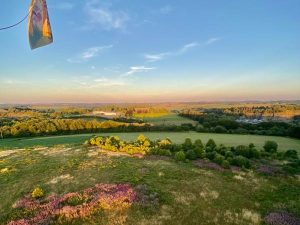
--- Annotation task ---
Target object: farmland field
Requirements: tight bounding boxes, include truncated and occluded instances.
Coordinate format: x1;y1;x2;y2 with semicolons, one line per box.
141;114;197;125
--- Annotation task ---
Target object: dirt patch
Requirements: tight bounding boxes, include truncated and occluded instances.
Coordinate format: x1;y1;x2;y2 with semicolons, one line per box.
0;149;24;158
48;174;73;184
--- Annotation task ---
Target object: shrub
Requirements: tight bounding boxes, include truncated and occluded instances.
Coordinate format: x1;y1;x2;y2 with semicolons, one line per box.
182;138;193;151
194;147;205;158
225;151;234;159
67;195;86;206
206;139;217;149
284;149;298;159
194;139;204;149
221;160;230;169
32;187;44;199
206;151;216;160
171;144;182;153
158;149;172;156
213;153;225;165
214;125;227;133
231;156;251;168
196;124;206;132
249;143;255;148
263;141;278;153
186;149;197;160
175;151;186;162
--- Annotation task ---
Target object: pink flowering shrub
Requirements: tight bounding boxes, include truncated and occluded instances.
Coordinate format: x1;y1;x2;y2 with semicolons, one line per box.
8;184;136;225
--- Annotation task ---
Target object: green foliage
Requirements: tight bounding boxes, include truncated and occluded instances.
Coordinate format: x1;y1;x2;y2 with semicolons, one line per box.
231;156;251;168
158;149;172;156
284;150;298;159
182;138;193;151
175;151;186;161
31;187;44;199
185;149;197;160
66;195;86;206
206;139;217;149
206;151;216;160
194;139;204;149
221;160;230;169
213;153;225;165
214;125;227;133
263;141;278;153
194;147;205;158
89;135;151;155
282;159;300;175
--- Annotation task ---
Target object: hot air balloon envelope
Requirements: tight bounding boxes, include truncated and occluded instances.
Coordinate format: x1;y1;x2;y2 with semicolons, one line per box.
28;0;53;49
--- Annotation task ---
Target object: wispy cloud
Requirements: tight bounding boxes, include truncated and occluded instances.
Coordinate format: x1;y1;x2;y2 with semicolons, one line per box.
84;0;129;31
121;66;156;77
73;76;126;88
145;38;220;62
158;5;173;14
205;37;221;45
145;42;199;62
52;2;75;10
68;45;113;63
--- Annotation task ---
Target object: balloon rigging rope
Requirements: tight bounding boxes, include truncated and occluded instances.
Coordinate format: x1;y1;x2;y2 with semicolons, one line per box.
0;10;31;31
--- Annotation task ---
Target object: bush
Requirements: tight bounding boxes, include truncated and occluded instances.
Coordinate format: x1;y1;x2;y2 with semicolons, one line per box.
32;187;44;199
182;138;193;151
175;151;186;162
221;160;230;169
214;125;227;133
284;150;298;159
213;153;225;165
194;147;205;158
171;144;182;153
206;139;217;149
235;145;249;157
194;139;204;149
231;156;251;168
263;141;278;153
225;151;234;158
206;151;216;160
158;149;172;156
186;149;197;160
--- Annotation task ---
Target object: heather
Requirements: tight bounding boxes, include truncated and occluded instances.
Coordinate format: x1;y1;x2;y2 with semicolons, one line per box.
0;137;299;224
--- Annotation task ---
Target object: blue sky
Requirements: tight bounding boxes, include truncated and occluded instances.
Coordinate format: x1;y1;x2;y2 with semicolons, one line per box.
0;0;299;103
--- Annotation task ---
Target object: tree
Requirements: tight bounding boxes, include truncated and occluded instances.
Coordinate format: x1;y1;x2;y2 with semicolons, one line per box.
182;138;193;151
263;141;278;153
206;139;217;149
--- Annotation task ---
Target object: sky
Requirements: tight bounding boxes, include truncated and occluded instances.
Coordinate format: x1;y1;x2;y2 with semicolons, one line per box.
0;0;299;104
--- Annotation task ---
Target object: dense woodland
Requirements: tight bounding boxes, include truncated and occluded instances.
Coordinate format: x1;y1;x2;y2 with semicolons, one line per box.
180;111;300;139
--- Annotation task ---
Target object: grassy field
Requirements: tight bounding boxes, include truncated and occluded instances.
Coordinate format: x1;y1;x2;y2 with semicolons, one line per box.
0;145;299;225
1;132;300;152
140;114;197;126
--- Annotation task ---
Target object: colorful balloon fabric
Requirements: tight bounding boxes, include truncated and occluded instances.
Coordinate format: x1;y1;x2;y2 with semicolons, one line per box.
28;0;53;49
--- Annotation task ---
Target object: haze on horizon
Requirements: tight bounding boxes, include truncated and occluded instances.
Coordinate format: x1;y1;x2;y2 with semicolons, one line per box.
0;0;299;104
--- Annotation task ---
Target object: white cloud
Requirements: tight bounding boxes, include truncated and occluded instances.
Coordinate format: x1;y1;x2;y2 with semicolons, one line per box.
68;45;113;63
145;42;199;62
145;38;220;62
205;37;221;45
73;75;127;88
84;0;129;31
121;66;156;77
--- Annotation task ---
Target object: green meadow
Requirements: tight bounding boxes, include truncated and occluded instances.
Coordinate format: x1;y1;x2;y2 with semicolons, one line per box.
1;144;299;225
1;132;300;152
